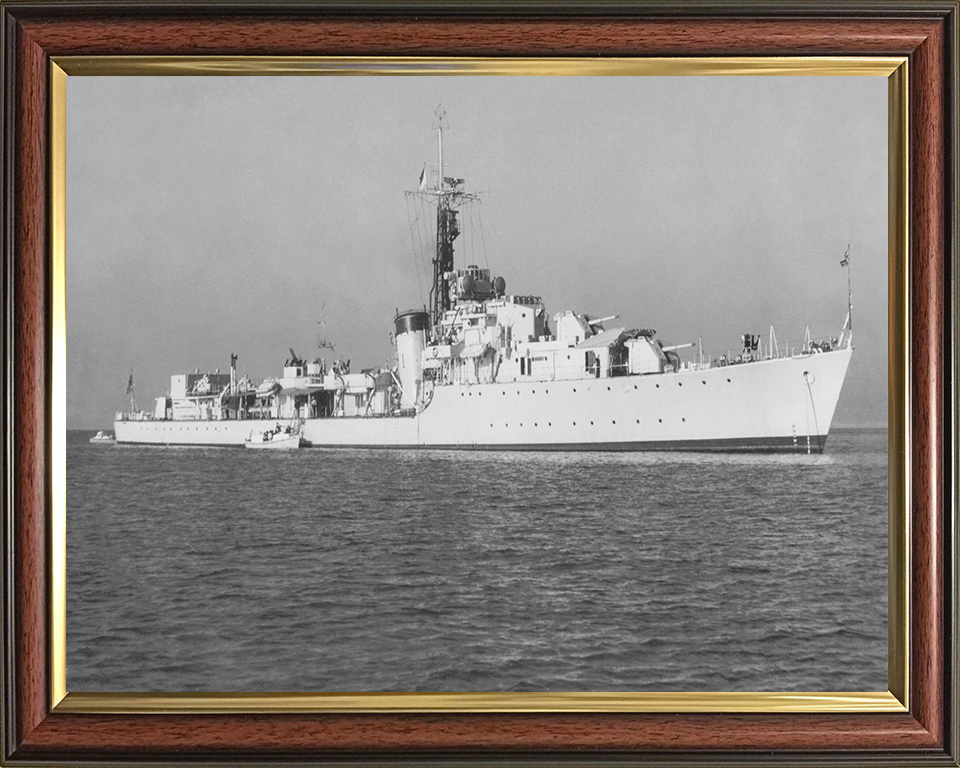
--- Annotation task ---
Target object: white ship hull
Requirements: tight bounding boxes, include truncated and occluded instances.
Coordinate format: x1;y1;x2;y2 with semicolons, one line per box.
114;347;851;452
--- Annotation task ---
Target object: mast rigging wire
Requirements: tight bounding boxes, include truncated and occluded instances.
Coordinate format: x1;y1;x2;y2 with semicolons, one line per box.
477;203;520;286
404;194;426;307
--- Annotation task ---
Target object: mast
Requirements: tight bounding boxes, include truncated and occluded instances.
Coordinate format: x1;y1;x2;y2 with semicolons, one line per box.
845;244;853;332
406;112;477;327
126;369;136;414
840;243;853;346
432;120;461;324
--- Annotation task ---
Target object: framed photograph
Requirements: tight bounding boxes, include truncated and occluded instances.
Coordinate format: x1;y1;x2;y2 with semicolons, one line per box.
2;2;957;766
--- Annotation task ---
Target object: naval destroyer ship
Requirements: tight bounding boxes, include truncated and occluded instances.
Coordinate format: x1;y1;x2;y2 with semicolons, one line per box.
114;125;853;453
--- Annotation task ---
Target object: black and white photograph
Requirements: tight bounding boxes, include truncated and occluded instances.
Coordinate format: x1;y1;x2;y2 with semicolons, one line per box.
66;74;888;693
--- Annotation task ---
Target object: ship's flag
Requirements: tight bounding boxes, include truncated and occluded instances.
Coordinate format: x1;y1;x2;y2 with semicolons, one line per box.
418;165;427;190
126;372;134;394
840;244;851;267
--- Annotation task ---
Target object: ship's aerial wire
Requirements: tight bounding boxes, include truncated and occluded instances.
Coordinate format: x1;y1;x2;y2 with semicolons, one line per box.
459;199;468;269
404;194;425;306
416;197;432;305
417;194;437;304
418;196;434;275
467;202;475;270
477;203;489;271
404;194;423;304
463;202;470;269
477;203;508;282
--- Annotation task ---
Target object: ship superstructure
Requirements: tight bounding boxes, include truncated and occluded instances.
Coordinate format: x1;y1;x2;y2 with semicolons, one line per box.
114;123;853;452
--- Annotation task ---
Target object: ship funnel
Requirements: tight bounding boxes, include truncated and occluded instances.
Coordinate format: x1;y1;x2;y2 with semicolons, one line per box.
394;310;430;409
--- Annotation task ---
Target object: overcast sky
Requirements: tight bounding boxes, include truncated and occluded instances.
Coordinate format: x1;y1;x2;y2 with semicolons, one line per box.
66;75;887;429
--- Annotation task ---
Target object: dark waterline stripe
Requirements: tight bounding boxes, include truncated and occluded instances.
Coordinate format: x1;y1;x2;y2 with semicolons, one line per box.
113;435;828;453
305;435;830;453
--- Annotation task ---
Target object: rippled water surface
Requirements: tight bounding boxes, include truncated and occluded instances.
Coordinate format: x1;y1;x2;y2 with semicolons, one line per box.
66;428;887;692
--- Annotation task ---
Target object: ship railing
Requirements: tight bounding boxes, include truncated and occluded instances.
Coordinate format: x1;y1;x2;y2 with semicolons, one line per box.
187;385;232;398
776;336;845;357
117;410;155;421
673;336;848;370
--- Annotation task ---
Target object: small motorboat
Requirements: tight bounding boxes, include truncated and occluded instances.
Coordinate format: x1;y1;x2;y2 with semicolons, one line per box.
88;430;116;445
244;424;303;450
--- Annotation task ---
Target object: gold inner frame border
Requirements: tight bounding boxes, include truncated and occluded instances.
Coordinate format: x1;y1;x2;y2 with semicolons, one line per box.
49;55;910;715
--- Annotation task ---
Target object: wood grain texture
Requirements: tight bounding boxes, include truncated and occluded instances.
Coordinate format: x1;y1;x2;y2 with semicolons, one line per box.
15;16;941;56
12;16;48;748
3;4;956;764
15;712;942;755
909;16;946;747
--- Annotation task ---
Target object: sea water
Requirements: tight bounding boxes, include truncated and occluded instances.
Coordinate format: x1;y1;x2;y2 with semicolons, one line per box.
66;428;887;692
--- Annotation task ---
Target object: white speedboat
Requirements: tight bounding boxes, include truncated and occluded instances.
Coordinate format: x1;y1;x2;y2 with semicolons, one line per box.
88;430;116;445
244;425;303;450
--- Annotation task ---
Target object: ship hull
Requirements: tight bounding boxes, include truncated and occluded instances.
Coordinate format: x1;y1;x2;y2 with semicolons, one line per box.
115;347;851;453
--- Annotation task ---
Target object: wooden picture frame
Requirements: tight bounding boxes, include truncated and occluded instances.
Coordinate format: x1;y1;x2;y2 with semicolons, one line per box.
2;2;957;765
